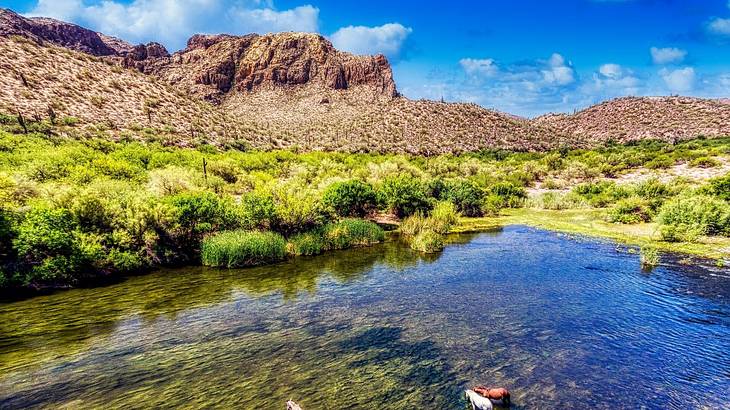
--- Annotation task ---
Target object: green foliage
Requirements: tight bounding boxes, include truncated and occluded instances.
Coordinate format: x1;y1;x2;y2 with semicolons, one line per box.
526;192;588;210
378;175;431;218
238;192;276;230
271;188;326;236
322;180;377;217
12;207;79;283
690;156;719;168
400;213;427;236
489;182;527;208
428;202;459;234
410;230;444;253
444;180;484;217
658;195;730;239
167;191;236;243
640;246;660;268
608;197;653;224
201;230;286;268
645;155;675;169
702;174;730;201
322;219;385;250
287;231;325;256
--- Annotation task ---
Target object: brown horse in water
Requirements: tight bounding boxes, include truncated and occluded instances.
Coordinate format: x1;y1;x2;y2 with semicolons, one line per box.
473;386;511;406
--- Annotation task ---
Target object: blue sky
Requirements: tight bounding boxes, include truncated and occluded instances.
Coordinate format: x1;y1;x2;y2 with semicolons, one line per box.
5;0;730;116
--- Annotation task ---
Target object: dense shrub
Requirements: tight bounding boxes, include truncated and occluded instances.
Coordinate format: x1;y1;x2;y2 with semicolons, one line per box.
445;180;484;217
271;188;326;236
0;207;13;258
238;192;276;230
658;195;730;239
607;197;653;224
12;207;80;283
201;230;286;268
489;182;527;208
167;191;236;243
322;180;377;217
702;174;730;201
378;175;431;218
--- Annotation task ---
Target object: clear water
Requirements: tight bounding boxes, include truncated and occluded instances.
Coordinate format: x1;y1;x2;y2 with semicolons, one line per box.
1;226;729;409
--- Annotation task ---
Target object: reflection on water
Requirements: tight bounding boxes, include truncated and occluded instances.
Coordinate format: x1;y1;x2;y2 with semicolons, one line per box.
1;227;729;409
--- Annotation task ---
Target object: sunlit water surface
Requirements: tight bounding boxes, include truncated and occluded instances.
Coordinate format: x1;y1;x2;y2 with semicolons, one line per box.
1;226;729;409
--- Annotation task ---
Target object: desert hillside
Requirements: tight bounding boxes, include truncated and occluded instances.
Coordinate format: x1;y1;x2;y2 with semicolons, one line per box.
0;7;728;153
535;96;730;143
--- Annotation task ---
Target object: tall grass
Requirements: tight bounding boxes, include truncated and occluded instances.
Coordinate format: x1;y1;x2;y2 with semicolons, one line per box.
201;230;286;268
322;219;385;250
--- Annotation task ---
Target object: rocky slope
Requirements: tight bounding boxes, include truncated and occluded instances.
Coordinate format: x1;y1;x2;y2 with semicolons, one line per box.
0;8;132;55
534;96;730;143
0;7;727;153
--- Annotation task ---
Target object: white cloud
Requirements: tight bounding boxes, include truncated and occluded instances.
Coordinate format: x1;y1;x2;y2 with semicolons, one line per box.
541;53;575;85
329;23;412;60
598;63;623;79
650;47;687;64
660;67;695;92
708;17;730;36
459;58;499;77
228;5;319;34
27;0;320;51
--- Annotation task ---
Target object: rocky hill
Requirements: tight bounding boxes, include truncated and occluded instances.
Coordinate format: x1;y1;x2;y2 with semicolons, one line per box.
534;96;730;144
0;7;727;153
0;8;132;55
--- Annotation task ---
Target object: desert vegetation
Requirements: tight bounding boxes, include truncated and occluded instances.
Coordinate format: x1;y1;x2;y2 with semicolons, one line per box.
2;115;730;289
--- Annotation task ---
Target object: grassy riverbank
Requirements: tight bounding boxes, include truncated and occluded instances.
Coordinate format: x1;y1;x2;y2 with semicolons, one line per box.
456;209;730;261
2;115;730;289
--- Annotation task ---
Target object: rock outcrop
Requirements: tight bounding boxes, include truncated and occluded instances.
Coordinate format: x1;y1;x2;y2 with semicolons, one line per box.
0;8;132;55
125;32;398;102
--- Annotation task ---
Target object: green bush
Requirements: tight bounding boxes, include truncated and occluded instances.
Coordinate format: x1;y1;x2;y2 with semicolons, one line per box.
12;207;79;283
0;207;13;258
238;192;276;230
410;230;444;253
167;191;236;243
690;156;719;168
378;175;431;218
445;180;485;217
702;174;730;201
489;182;527;208
287;231;325;256
658;195;730;238
271;188;326;236
645;155;674;169
322;219;385;250
201;230;286;268
322;180;377;217
608;197;653;224
659;223;704;243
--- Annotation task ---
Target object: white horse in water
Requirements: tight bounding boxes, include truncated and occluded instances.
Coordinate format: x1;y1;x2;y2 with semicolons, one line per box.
465;389;494;410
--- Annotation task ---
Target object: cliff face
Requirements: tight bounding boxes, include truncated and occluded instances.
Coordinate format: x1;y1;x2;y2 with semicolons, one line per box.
0;8;132;55
124;32;398;102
